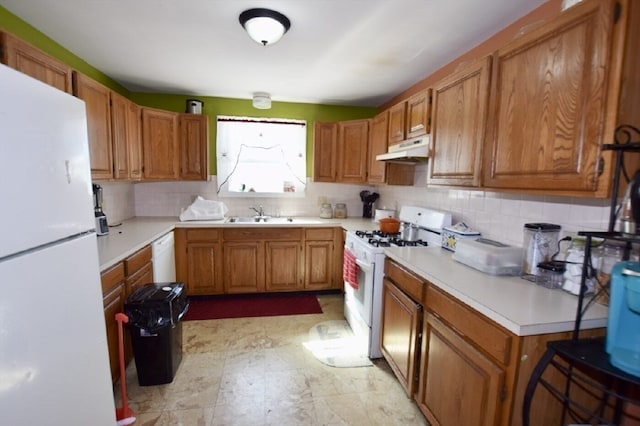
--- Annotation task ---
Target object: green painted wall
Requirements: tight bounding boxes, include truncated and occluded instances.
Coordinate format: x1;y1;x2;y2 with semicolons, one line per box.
0;5;376;177
131;93;375;175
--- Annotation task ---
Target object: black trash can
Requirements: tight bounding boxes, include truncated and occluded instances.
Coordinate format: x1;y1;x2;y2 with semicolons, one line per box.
124;282;188;386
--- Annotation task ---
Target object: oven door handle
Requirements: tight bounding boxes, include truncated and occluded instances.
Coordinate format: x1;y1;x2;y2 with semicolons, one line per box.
355;258;373;272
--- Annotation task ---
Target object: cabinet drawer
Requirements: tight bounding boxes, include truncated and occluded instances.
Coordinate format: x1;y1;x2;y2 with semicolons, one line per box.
224;228;303;241
425;285;512;365
185;229;220;241
101;262;125;293
384;259;424;303
124;245;151;276
305;227;335;240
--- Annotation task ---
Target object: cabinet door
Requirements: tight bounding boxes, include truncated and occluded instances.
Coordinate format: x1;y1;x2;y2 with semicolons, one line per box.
266;241;303;291
1;33;73;93
313;121;338;182
380;278;422;397
337;119;369;183
73;73;113;180
304;240;334;290
126;262;153;296
127;101;143;180
179;114;209;180
429;56;491;187
417;313;504;426
110;91;131;180
368;111;389;184
186;242;224;295
388;102;406;144
484;0;615;193
223;241;264;293
142;108;179;180
102;284;125;383
406;90;431;139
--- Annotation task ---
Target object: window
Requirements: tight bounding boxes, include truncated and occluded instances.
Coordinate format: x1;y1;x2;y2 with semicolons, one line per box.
216;116;307;197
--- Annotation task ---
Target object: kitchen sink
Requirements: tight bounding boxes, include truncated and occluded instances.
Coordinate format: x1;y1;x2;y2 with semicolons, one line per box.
225;216;295;224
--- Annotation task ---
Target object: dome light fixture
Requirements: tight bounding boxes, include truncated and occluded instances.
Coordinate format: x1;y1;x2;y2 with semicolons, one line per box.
252;92;272;109
239;8;291;46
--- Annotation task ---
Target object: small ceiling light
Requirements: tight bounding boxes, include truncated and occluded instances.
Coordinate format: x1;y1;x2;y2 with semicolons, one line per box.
252;92;272;109
239;8;291;46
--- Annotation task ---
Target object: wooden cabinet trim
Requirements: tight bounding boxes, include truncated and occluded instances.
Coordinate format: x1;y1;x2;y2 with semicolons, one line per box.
425;285;512;365
385;259;425;303
223;227;303;241
100;262;125;293
304;227;336;240
185;228;220;241
124;245;152;276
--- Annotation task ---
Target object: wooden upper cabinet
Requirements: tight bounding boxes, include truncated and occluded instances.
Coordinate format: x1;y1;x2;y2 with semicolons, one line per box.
388;101;407;144
313;121;338;182
179;114;209;180
429;56;491;187
73;73;113;180
111;91;142;181
337;119;369;183
483;0;617;194
368;111;389;184
142;107;179;180
406;89;431;139
1;33;73;94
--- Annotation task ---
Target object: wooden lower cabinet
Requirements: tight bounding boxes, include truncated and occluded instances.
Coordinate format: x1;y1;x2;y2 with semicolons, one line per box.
175;226;341;295
101;245;154;384
266;241;303;291
380;277;423;397
175;229;223;295
418;313;504;426
101;262;126;383
223;241;264;293
304;227;341;290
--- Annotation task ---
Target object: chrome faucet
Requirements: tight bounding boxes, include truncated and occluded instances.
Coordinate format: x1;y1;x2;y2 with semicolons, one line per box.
250;205;264;217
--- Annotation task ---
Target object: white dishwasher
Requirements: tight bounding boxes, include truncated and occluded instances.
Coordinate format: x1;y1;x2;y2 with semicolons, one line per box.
152;231;176;282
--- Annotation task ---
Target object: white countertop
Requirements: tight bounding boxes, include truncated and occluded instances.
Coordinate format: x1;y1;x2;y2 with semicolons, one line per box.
97;216;607;338
384;246;608;337
96;216;378;270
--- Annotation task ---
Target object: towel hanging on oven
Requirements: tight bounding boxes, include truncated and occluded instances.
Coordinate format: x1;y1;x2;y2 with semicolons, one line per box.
343;249;359;290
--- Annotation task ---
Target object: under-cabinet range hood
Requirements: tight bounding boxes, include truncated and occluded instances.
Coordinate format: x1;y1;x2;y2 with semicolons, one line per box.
376;136;429;163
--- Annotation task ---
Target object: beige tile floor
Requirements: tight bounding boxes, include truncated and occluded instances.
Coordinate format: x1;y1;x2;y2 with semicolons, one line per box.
115;293;428;426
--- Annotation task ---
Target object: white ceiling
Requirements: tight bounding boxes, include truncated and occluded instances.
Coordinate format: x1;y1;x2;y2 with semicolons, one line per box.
0;0;547;107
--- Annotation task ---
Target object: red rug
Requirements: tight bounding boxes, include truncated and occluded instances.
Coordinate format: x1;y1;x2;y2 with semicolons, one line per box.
183;292;323;321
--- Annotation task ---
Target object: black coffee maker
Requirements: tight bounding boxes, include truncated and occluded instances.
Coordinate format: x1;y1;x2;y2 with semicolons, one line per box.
92;184;109;236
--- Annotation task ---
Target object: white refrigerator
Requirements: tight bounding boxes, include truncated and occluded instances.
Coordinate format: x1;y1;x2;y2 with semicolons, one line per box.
0;64;116;424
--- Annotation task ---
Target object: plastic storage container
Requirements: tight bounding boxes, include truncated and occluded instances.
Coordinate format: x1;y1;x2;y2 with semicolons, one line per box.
522;223;561;276
125;282;188;386
536;261;566;289
452;238;523;275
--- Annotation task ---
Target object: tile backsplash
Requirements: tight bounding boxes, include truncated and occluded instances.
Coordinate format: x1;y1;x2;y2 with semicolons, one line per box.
100;165;612;248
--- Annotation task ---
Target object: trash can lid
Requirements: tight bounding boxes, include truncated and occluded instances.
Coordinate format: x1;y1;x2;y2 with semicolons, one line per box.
126;282;185;306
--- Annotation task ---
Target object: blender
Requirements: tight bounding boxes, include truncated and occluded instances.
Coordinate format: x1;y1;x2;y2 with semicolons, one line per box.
93;184;109;236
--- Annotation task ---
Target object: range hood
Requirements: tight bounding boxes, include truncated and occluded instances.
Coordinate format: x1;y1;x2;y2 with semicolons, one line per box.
376;135;430;163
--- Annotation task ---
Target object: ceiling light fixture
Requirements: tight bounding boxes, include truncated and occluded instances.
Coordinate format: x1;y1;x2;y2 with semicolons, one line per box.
239;8;291;46
252;92;272;109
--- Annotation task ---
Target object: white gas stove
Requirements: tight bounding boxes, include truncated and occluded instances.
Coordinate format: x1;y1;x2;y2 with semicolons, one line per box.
343;206;451;359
